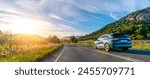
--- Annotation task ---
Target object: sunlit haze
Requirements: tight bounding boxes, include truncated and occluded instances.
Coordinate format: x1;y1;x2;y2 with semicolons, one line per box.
10;18;39;34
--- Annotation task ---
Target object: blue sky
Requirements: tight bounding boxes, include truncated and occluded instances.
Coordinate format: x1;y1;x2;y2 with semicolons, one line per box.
0;0;150;37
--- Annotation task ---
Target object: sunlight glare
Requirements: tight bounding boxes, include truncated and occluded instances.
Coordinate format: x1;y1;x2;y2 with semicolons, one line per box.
11;18;39;34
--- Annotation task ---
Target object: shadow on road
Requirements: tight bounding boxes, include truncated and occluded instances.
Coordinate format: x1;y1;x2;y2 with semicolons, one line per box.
111;49;150;55
65;44;150;56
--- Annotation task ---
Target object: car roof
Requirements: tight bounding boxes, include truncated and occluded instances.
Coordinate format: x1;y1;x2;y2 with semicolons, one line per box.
106;33;128;35
111;33;128;36
100;33;129;37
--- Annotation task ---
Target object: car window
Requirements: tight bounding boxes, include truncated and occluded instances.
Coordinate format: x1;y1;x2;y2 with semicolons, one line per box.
102;35;108;39
113;34;129;38
100;35;104;38
105;35;109;39
103;35;106;38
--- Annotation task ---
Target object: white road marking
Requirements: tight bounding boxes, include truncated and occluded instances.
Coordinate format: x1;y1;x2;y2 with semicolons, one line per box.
84;47;144;62
54;47;65;62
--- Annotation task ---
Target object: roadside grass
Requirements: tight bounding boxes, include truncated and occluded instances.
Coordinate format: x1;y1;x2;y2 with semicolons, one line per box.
77;40;94;46
0;44;62;62
132;40;150;50
77;40;150;50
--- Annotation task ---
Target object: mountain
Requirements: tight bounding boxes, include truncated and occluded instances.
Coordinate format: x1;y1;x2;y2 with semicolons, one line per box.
79;7;150;40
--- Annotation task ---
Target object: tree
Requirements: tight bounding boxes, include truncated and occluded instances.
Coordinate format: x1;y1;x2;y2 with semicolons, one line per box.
47;35;60;43
70;36;78;43
136;34;145;40
147;34;150;39
52;36;60;43
131;34;136;40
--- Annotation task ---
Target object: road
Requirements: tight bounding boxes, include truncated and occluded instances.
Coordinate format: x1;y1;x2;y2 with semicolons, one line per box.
40;44;150;62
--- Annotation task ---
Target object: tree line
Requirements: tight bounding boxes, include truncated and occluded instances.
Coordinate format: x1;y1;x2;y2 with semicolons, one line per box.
0;31;61;46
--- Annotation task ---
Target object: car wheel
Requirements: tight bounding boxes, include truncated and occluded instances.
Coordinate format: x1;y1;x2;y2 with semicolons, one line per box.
93;44;97;49
121;48;128;51
104;43;110;52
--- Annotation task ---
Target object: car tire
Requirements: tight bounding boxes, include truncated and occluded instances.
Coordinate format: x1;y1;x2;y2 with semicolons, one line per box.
93;44;97;49
104;43;111;52
121;47;128;51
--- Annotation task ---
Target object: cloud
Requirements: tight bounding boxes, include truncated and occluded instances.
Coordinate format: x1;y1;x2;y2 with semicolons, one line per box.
66;0;136;19
0;9;86;37
41;24;87;37
0;20;10;24
0;0;150;37
15;0;42;11
32;0;148;21
49;13;64;21
110;12;119;20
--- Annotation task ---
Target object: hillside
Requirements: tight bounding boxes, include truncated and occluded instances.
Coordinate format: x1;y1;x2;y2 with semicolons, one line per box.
80;7;150;40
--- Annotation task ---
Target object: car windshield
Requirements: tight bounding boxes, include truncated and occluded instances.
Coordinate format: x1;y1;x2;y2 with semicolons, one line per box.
112;34;129;38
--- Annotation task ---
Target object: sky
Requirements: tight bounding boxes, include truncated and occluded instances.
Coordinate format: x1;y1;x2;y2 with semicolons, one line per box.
0;0;150;37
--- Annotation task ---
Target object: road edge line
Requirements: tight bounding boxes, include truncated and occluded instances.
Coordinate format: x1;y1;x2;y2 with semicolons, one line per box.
54;47;65;62
83;47;144;62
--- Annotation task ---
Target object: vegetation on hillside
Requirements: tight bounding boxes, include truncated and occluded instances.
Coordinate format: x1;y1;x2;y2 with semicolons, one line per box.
79;7;150;40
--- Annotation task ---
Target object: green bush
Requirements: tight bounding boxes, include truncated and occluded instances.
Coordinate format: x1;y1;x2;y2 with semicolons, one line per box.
136;34;145;40
71;36;78;43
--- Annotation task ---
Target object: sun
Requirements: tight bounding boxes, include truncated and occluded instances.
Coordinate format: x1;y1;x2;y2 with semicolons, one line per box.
11;18;39;34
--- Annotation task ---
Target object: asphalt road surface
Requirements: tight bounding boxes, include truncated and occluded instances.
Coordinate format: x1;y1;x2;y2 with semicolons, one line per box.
40;44;150;62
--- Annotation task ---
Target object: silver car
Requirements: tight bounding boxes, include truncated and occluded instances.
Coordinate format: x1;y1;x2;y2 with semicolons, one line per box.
93;33;132;51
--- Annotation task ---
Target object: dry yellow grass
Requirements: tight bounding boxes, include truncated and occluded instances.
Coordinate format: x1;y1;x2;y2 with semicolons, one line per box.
0;44;62;62
132;40;150;50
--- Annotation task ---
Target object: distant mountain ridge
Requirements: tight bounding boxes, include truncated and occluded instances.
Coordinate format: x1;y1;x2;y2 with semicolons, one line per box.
80;7;150;40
